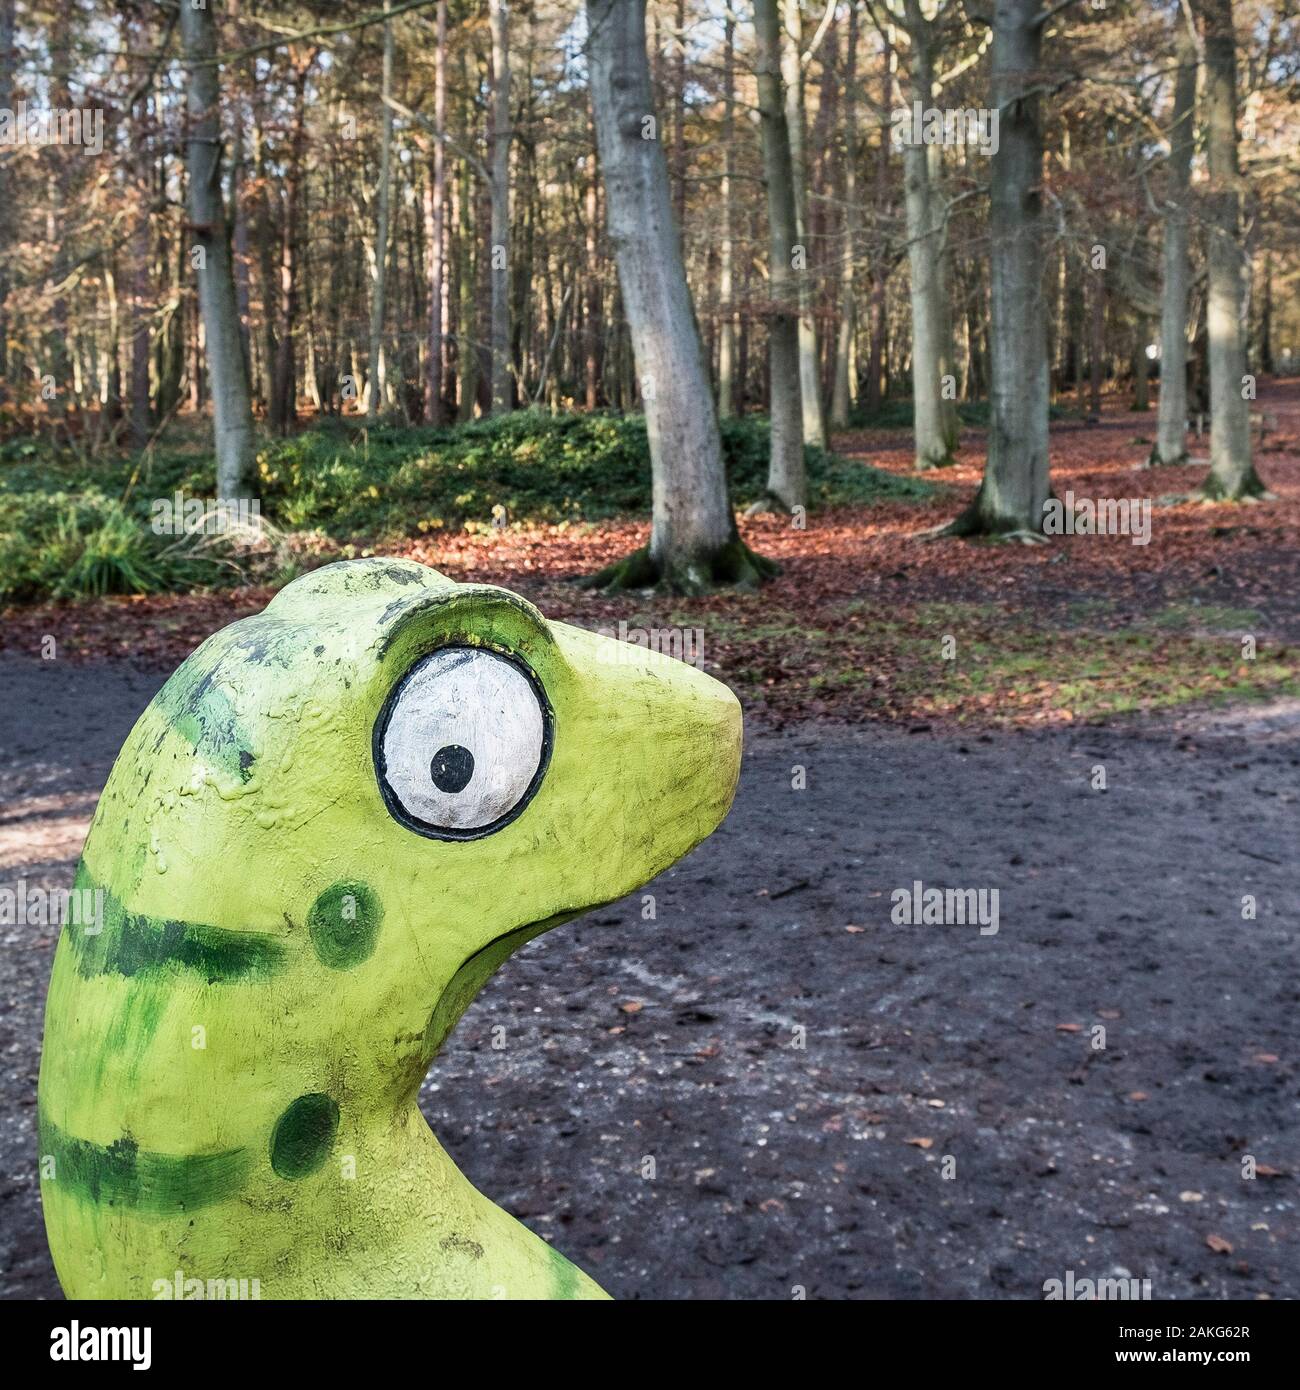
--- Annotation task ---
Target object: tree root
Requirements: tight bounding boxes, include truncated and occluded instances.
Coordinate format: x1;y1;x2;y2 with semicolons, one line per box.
915;488;1049;543
1141;445;1190;468
743;493;799;518
577;537;780;596
1198;470;1270;502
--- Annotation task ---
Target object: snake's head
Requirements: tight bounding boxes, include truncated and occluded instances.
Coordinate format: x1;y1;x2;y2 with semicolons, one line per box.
122;558;741;1098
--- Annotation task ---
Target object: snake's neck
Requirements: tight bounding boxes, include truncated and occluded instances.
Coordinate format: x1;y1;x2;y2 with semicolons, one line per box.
330;1108;607;1300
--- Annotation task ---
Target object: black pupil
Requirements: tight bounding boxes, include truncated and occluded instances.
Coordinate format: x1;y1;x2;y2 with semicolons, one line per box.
431;744;475;794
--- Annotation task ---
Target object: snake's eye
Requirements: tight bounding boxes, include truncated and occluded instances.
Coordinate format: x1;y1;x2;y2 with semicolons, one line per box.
375;647;551;840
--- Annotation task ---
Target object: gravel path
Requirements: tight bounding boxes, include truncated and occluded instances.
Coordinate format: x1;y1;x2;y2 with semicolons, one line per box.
2;655;1296;1299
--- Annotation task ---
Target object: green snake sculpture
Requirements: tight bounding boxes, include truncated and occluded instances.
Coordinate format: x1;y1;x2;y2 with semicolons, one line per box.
38;558;742;1299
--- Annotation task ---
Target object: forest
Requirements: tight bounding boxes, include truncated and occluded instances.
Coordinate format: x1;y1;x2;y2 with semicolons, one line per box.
1;0;1299;1310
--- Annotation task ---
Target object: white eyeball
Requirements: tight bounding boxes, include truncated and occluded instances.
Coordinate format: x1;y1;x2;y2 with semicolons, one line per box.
375;647;551;839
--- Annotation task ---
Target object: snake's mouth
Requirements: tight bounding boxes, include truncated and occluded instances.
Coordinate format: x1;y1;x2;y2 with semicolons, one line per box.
422;903;613;1059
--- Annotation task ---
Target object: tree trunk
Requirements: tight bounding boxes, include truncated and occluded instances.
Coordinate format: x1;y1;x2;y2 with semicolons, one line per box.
717;13;737;419
830;2;859;428
672;0;687;226
179;0;255;496
584;0;774;592
128;16;153;451
455;57;478;421
1088;272;1104;418
423;2;448;423
1150;17;1197;465
781;0;828;448
0;0;14;402
271;66;309;433
489;0;512;412
368;1;396;423
584;115;603;410
252;118;278;412
900;0;957;468
756;0;806;511
944;0;1049;537
1196;0;1264;498
1133;315;1150;410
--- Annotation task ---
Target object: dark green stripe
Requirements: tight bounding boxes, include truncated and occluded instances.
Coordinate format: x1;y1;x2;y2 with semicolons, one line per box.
66;863;285;983
38;1112;251;1214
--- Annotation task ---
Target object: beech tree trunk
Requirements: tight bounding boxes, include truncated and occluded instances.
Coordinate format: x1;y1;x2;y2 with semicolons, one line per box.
717;13;737;419
368;1;396;422
270;65;309;433
423;0;448;424
756;0;806;511
1088;274;1104;418
945;0;1049;537
179;0;255;496
1133;315;1151;410
830;2;859;429
781;0;828;449
584;0;773;591
1151;17;1197;465
0;0;13;401
489;0;512;412
1196;0;1264;498
899;0;958;467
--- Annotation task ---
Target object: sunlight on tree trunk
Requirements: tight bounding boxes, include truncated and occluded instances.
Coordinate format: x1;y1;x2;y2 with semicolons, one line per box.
1196;0;1265;500
781;0;827;450
756;0;806;513
489;0;513;413
583;0;775;593
368;0;395;424
1150;15;1197;466
179;0;255;497
941;0;1048;539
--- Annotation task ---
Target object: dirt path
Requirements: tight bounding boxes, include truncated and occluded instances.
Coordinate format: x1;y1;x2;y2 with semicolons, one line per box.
1;656;1296;1299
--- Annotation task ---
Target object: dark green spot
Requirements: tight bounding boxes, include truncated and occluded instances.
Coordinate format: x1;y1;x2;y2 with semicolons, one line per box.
39;1111;251;1213
308;880;382;969
270;1093;340;1180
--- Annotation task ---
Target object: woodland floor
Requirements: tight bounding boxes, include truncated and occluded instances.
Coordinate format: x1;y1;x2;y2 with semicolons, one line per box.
3;381;1299;729
1;386;1298;1299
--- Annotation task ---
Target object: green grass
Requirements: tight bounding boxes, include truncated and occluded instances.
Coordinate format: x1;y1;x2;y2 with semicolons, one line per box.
0;412;935;602
252;411;935;537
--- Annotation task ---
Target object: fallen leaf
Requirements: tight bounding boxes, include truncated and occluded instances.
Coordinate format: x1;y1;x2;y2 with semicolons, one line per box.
1206;1235;1234;1254
905;1137;934;1149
